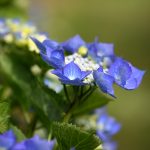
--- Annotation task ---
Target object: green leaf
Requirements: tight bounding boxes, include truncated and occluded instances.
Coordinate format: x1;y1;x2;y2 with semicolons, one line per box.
0;46;65;130
10;124;26;141
0;100;10;133
52;122;101;150
73;90;111;116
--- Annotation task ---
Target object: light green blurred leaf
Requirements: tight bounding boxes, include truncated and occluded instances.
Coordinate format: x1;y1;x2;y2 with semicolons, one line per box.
0;47;66;129
0;100;10;133
10;124;26;141
52;122;101;150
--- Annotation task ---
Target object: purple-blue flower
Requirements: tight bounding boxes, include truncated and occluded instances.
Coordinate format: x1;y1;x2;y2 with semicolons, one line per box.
52;61;91;85
0;19;9;37
102;141;117;150
61;35;86;53
0;130;55;150
93;67;115;97
88;40;114;64
109;57;145;90
32;34;145;97
31;37;64;68
12;135;54;150
97;113;121;141
0;130;16;149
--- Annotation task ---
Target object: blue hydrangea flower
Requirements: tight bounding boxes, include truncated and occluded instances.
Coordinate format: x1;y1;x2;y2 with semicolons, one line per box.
102;141;117;150
95;108;120;150
93;67;115;97
109;57;145;90
0;19;9;37
88;40;114;64
31;37;65;68
97;113;121;141
61;35;87;53
32;35;145;97
52;61;91;85
0;130;16;149
12;135;54;150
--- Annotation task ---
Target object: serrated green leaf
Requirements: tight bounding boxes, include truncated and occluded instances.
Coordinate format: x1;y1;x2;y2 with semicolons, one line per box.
52;122;101;150
0;101;10;133
10;124;26;141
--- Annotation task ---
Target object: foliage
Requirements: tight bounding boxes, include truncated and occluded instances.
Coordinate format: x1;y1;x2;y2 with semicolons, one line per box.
0;100;10;133
52;122;101;150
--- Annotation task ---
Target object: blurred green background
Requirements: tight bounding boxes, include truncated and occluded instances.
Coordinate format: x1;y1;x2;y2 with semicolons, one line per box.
0;0;149;149
29;0;150;150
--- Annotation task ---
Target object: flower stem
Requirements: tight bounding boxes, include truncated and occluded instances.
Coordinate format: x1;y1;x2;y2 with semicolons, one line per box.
63;86;79;122
63;84;70;102
80;86;97;102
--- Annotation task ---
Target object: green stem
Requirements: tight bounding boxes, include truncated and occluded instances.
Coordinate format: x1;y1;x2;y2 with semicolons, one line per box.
79;86;84;99
63;84;70;102
27;113;37;137
80;86;97;103
63;86;96;123
63;86;79;122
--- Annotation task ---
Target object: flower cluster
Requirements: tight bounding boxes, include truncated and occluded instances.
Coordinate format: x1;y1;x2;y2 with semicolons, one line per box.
32;35;145;97
96;107;121;150
0;130;54;150
0;18;47;53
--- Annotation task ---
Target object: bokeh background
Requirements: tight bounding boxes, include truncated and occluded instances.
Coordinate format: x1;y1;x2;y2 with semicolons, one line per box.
1;0;150;149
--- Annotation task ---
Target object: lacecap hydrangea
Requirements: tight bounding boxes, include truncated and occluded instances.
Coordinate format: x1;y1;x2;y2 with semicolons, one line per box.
0;18;47;53
31;35;145;97
0;130;54;150
96;107;121;150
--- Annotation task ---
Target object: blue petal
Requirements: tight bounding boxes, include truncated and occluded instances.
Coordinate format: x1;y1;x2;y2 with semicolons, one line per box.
81;71;92;79
40;53;51;65
102;141;117;150
124;64;145;90
12;142;25;150
94;68;115;97
0;18;5;24
40;50;64;69
88;41;114;63
13;135;54;150
52;69;68;80
50;50;65;68
61;35;85;53
109;57;132;86
95;107;107;116
30;37;46;52
105;117;121;136
0;130;16;149
88;42;101;62
63;61;82;80
97;43;114;56
52;64;86;85
97;113;121;141
43;39;59;49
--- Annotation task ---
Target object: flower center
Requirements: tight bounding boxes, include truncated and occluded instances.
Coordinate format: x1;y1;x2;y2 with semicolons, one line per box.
65;53;99;84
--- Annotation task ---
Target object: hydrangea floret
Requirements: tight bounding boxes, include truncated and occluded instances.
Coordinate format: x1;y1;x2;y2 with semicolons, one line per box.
0;130;54;150
32;35;145;98
0;18;47;53
96;107;121;150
